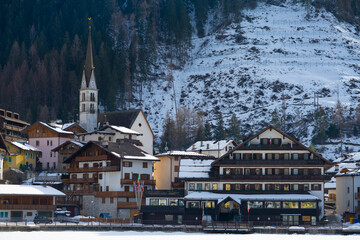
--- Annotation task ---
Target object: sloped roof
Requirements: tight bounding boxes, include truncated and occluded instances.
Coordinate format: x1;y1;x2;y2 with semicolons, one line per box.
52;140;85;152
99;125;142;135
0;184;65;196
156;151;215;158
187;140;235;151
212;125;331;166
0;133;9;154
9;141;41;152
98;110;141;129
178;158;215;179
65;141;159;163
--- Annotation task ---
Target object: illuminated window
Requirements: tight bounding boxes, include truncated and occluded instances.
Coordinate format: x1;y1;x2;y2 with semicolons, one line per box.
225;184;231;191
212;183;218;190
189;183;195;190
283;202;299;209
275;184;280;191
284;184;290;191
205;183;210;190
301;202;316;209
265;201;281;208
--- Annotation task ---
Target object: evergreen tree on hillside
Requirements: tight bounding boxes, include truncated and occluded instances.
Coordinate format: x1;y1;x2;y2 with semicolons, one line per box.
226;113;242;143
312;107;329;144
204;121;212;141
214;112;226;141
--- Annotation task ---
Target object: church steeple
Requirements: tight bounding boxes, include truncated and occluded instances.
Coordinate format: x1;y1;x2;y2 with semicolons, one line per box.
79;18;98;132
84;18;94;87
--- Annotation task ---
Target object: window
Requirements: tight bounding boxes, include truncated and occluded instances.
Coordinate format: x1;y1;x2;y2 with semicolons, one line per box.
312;184;321;191
102;198;105;204
53;162;56;169
82;104;85;112
275;184;280;191
8;157;12;163
304;184;309;191
245;168;250;175
123;161;132;167
313;168;319;175
124;186;129;192
265;201;281;208
293;168;298;175
225;168;231;175
165;215;173;221
212;183;218;190
150;199;159;206
283;202;299;209
83;174;88;179
196;183;202;190
50;140;53;146
141;174;149;180
204;201;215;208
36;141;39;146
205;183;210;190
293;184;299;191
99;174;103;179
256;168;261;175
189;201;200;208
245;184;250;191
47;140;49;146
284;184;290;191
255;184;261;191
169;199;178;206
293;154;298;160
275;168;280;175
348;187;350;193
47;162;50;169
301;202;316;209
82;93;85;101
235;184;241;191
225;184;231;191
124;173;130;179
304;169;308;175
143;162;148;168
189;183;195;191
110;198;114;204
132;173;139;180
251;201;263;208
235;168;241;175
267;168;272;175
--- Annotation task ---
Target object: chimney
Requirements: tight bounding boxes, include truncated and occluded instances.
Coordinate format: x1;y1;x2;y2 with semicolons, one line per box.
192;144;195;149
335;165;339;171
201;141;204;147
207;144;209;149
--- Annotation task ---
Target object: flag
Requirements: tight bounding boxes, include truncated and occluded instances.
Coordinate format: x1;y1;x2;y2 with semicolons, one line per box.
248;141;251;147
136;174;140;188
132;182;136;192
269;137;272;145
247;201;251;212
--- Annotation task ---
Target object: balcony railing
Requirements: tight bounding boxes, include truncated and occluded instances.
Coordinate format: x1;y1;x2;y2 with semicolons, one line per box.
67;166;120;173
62;178;98;184
56;199;80;206
219;174;331;181
117;202;138;209
355;192;360;200
95;191;135;198
0;204;56;210
121;179;156;185
62;190;96;195
75;155;109;162
220;159;325;166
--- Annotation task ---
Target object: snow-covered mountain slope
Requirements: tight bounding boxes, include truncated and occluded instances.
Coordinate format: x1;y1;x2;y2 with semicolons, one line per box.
139;1;360;160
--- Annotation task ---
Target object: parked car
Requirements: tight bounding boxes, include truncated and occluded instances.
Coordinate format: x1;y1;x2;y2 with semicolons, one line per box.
34;216;53;224
99;213;112;218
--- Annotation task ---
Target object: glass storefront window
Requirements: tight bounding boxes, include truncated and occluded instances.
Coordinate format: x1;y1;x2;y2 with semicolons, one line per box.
265;201;281;208
159;199;167;206
189;201;200;208
301;202;316;208
189;183;195;190
283;202;299;208
251;201;263;208
197;183;202;190
225;184;231;191
205;183;210;190
212;183;218;190
150;199;159;206
169;199;178;206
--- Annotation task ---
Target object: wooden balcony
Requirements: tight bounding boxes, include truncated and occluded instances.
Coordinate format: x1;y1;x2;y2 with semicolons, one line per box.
355;192;360;200
62;178;98;184
220;159;325;166
56;199;80;206
75;155;109;162
67;166;120;173
121;179;156;185
117;202;138;209
219;174;331;181
95;191;135;198
62;190;96;195
0;204;56;210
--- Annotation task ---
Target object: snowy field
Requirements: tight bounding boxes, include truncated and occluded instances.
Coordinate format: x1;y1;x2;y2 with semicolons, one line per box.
0;231;359;240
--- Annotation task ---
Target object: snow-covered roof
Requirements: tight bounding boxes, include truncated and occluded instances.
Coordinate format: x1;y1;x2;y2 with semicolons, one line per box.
107;125;141;135
336;167;360;176
187;140;234;152
10;141;41;152
326;162;358;174
324;177;336;189
40;122;73;135
185;192;319;202
0;184;65;196
112;151;159;161
156;151;213;158
178;159;215;178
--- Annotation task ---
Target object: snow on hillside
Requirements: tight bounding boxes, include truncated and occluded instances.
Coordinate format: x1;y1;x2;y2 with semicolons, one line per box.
139;1;360;159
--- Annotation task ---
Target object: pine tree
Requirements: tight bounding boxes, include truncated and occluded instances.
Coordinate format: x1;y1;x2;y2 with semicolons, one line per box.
214;112;226;141
226;113;242;143
312;107;329;144
204;121;212;140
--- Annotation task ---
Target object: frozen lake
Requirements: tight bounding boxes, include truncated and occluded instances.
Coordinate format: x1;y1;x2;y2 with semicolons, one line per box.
0;231;359;240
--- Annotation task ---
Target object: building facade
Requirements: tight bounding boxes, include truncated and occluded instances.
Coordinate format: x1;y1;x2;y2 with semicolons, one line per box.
0;134;8;180
0;109;29;142
62;141;159;219
187;140;237;158
4;141;41;171
23;122;74;170
335;167;360;218
0;184;65;221
98;110;154;155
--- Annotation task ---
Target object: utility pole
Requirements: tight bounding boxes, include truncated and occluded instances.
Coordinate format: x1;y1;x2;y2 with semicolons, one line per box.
282;95;286;131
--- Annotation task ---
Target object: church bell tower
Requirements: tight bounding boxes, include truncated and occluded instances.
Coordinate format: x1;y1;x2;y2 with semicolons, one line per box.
79;18;98;132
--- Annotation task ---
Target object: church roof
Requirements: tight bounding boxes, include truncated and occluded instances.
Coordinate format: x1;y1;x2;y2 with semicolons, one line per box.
98;109;142;129
84;19;94;87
